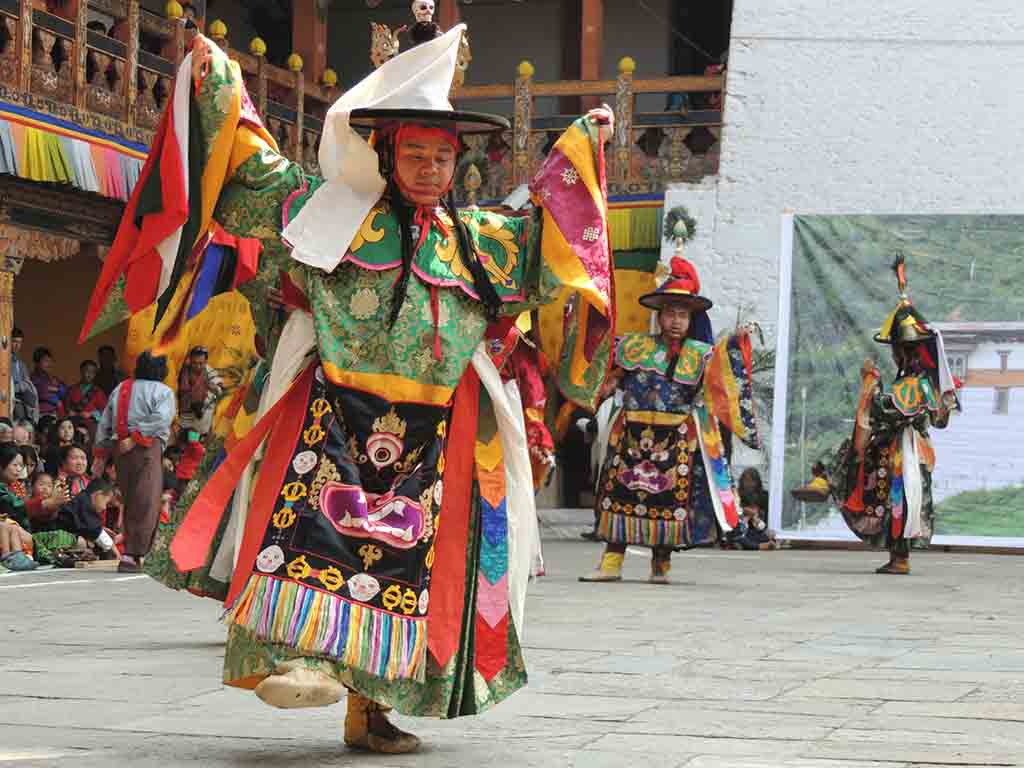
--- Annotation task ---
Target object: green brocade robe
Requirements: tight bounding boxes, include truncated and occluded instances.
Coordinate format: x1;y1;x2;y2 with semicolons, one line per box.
143;45;612;718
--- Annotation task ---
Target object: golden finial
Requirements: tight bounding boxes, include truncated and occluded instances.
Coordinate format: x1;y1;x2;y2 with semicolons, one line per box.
208;19;227;43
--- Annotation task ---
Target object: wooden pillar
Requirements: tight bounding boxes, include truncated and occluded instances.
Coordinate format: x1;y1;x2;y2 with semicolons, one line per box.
291;0;326;82
172;20;185;66
580;0;603;111
255;49;268;120
126;0;140;127
0;248;24;421
72;0;87;109
559;0;581;115
613;57;634;186
294;69;305;161
512;60;533;188
18;0;32;91
438;0;460;31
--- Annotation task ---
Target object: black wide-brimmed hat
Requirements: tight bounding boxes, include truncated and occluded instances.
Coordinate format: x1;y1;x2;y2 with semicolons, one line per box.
874;254;936;345
349;108;509;135
638;256;713;312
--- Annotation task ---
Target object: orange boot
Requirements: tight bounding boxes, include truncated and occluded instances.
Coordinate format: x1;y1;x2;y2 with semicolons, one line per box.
344;691;421;754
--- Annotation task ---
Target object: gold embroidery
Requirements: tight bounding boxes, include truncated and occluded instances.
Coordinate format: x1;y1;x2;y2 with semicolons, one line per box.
620;335;656;366
349;205;388;253
308;455;341;511
318;567;345;592
474;214;520;290
358;544;383;570
373;408;407;438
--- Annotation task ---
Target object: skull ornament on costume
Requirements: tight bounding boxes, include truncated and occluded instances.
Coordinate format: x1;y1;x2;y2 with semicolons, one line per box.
292;450;318;476
348;572;382;602
256;545;285;573
411;0;434;23
320;483;425;549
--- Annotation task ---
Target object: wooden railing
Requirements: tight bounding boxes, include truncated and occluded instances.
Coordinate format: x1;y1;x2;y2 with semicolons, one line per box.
453;58;724;204
0;2;723;203
0;2;336;168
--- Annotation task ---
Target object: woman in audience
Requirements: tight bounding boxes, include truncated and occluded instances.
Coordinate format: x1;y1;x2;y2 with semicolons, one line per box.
44;418;77;475
0;444;70;569
56;444;91;498
64;360;108;441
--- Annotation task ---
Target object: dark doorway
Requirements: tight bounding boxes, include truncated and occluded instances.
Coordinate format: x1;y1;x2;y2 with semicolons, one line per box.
671;0;734;75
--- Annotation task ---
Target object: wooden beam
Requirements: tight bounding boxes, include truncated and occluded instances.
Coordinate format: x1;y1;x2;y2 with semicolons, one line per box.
0;175;124;245
456;76;723;102
291;0;326;82
559;0;581;114
438;0;460;31
0;268;12;420
579;0;602;110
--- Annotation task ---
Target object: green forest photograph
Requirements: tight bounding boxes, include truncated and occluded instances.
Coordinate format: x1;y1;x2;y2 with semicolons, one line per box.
779;215;1024;539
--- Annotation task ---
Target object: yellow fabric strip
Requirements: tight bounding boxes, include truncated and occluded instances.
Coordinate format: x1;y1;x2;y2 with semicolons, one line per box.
615;269;656;334
553;122;606;215
608;207;660;251
626;410;688;427
321;363;455;407
474;432;503;473
228;124;280;179
197;58;244;244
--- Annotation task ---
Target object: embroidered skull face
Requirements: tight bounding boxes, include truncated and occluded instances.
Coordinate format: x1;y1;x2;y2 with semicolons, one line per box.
348;572;381;602
620;460;672;495
256;545;285;573
320;482;425;549
412;0;434;22
292;450;318;476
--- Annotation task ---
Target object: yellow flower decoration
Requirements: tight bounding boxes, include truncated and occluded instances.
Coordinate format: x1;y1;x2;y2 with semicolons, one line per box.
349;287;380;320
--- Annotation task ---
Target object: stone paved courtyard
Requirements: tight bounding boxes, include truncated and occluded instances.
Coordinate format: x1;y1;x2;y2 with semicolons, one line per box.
2;529;1023;767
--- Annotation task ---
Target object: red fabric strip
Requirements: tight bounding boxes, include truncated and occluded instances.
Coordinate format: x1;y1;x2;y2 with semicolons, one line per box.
430;285;442;361
115;379;134;440
474;614;509;682
427;368;480;669
224;363;317;607
169;364;315;581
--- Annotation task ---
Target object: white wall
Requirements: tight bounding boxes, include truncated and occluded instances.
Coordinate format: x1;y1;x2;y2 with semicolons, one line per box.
932;386;1024;501
966;342;1019;371
712;0;1024;350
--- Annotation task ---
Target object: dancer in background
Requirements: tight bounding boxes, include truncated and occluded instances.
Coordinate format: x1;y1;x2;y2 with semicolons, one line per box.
581;224;761;585
828;255;958;574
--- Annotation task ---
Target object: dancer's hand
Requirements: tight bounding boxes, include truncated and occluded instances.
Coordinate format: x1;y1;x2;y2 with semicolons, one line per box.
587;104;615;144
192;34;213;85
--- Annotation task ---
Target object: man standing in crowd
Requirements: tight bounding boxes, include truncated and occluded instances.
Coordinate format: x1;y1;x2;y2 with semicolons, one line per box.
93;352;176;574
95;345;127;398
176;346;221;440
10;328;37;423
31;347;65;418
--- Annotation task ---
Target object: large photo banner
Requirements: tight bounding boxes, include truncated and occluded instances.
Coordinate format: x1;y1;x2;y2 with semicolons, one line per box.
770;214;1024;546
